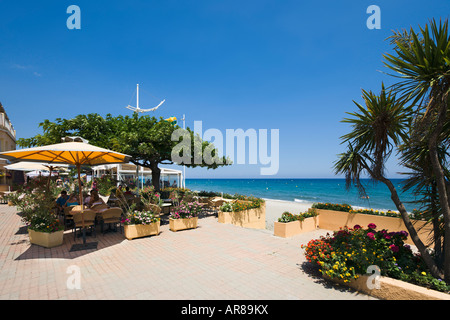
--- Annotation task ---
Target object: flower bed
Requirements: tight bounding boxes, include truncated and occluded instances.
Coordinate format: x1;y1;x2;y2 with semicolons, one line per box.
314;208;433;246
301;223;450;296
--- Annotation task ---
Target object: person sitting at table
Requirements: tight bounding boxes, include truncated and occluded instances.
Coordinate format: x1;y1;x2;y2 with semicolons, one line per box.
87;189;106;208
63;193;79;208
115;184;124;199
124;186;134;196
55;190;70;214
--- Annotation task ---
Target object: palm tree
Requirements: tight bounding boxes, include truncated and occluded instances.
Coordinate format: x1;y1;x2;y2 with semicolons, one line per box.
334;84;444;279
383;18;450;281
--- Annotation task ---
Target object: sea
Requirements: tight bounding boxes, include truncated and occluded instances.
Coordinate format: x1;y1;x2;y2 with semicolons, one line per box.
185;178;422;213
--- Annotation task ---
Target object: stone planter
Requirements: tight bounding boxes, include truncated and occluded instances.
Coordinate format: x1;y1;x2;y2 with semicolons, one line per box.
325;274;450;300
169;217;198;232
316;209;434;246
273;216;319;238
124;221;160;240
218;203;266;229
28;229;64;248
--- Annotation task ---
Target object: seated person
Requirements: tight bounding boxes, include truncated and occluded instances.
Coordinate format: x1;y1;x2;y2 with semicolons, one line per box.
115;184;124;199
124;187;134;196
64;193;79;207
87;189;106;208
55;190;70;213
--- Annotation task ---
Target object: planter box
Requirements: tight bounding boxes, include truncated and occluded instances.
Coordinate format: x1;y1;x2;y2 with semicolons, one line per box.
124;221;160;240
218;203;266;229
169;217;198;232
273;216;319;238
28;229;64;248
316;209;434;246
326;274;450;300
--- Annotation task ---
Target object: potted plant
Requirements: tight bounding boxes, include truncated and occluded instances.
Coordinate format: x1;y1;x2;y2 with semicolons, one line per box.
274;209;319;238
218;196;266;229
122;210;161;240
19;179;65;248
169;201;202;232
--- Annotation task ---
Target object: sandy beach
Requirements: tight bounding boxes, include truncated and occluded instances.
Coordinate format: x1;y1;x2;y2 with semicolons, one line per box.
264;198;313;231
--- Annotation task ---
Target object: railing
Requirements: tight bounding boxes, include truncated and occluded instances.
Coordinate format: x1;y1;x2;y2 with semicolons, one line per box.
0;113;16;140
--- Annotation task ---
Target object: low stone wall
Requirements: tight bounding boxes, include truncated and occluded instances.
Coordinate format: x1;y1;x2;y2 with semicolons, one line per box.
328;274;450;300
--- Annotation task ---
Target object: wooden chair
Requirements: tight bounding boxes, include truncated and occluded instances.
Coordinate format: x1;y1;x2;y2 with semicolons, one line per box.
63;206;76;228
97;207;123;234
72;210;97;240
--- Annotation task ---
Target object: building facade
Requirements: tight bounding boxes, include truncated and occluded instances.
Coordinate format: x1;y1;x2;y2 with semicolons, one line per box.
0;102;17;190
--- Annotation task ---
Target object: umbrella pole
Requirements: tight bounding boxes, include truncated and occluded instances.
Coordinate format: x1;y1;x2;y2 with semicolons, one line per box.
77;165;86;245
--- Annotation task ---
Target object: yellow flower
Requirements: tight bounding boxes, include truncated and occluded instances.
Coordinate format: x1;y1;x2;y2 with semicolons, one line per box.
421;272;426;276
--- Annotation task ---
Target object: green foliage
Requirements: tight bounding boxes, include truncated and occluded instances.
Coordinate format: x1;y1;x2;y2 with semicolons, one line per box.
5;176;63;233
95;175;118;196
278;209;318;223
17;113;230;191
312;202;352;212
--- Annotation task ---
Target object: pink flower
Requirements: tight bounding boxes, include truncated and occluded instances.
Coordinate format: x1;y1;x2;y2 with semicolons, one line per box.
367;232;375;240
389;244;399;253
368;223;377;229
353;224;361;229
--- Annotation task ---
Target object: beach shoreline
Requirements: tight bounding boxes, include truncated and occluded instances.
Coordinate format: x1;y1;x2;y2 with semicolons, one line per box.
264;198;313;231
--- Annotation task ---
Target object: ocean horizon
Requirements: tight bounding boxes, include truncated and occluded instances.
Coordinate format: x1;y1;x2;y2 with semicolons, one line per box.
185;178;421;212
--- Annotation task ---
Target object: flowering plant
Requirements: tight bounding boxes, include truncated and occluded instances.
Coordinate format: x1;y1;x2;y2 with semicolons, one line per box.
139;187;162;205
278;211;298;223
278;209;318;223
6;176;64;233
122;210;160;225
301;223;450;292
170;201;202;219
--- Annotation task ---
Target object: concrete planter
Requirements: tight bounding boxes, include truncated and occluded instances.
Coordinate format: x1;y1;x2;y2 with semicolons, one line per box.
124;221;160;240
28;229;64;248
316;209;433;246
218;203;266;229
273;216;319;238
326;274;450;300
169;217;198;232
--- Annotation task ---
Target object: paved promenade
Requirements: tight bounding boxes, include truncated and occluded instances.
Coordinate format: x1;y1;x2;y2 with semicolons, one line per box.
0;204;375;300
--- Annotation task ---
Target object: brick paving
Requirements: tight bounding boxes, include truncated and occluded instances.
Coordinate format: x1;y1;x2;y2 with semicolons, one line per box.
0;204;376;300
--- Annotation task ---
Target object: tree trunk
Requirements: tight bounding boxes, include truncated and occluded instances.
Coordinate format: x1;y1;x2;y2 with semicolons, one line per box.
427;92;450;282
150;161;161;192
431;183;443;269
378;175;444;279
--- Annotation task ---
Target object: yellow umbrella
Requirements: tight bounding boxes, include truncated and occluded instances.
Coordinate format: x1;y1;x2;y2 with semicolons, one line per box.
0;139;131;247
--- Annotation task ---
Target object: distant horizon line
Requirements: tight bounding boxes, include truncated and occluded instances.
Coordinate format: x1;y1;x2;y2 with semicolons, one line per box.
185;177;406;180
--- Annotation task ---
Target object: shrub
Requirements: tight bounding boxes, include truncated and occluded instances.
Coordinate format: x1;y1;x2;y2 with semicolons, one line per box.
278;209;318;223
312;203;352;212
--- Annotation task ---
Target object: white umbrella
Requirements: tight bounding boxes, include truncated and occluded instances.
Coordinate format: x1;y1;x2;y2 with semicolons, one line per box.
5;161;68;171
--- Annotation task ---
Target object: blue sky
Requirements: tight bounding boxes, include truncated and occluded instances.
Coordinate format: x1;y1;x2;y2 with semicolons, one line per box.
1;1;449;179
